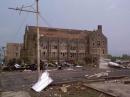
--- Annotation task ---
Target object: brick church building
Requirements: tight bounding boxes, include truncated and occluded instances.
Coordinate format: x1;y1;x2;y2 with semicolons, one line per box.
21;25;107;65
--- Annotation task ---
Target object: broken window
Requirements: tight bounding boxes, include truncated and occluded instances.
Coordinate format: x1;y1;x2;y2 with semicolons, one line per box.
103;49;105;54
16;53;18;57
52;52;56;57
102;41;105;45
42;52;46;58
54;45;57;49
97;41;100;46
93;43;95;47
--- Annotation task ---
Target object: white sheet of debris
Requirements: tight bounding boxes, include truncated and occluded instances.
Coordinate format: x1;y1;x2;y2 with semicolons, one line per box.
32;71;53;92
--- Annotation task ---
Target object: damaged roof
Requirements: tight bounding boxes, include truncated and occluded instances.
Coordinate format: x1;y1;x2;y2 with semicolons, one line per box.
26;26;92;39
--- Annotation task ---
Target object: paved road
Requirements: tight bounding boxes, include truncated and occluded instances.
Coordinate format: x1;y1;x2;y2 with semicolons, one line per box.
1;67;130;91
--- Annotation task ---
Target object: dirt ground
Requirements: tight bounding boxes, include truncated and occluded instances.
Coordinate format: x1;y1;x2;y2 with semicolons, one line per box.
28;82;113;97
1;82;113;97
1;67;130;97
0;71;114;97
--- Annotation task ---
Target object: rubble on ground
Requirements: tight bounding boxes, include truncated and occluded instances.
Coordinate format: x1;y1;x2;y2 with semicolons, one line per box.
86;71;109;79
1;66;130;97
60;84;70;93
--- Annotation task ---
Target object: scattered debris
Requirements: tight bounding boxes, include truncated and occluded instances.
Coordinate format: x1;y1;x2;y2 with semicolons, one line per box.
85;75;89;77
54;93;61;97
80;87;86;90
87;72;109;78
32;71;53;92
23;69;32;72
60;86;67;93
106;70;111;73
46;69;57;71
14;63;21;68
124;80;130;84
57;65;62;70
76;65;83;68
66;68;74;71
60;84;70;93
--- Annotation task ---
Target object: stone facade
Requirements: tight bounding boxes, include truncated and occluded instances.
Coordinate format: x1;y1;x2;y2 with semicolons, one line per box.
6;43;23;62
21;25;107;64
88;25;108;61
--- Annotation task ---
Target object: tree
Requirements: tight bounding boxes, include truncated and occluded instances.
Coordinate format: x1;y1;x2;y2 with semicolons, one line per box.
122;54;130;60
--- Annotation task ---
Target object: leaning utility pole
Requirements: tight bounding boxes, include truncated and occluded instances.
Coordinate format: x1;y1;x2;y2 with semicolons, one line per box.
9;0;41;79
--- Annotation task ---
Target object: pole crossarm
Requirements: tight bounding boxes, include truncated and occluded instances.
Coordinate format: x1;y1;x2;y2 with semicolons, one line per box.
8;7;38;13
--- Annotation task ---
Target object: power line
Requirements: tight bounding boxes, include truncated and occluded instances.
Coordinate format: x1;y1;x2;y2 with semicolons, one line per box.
15;13;30;37
9;2;36;38
39;13;52;27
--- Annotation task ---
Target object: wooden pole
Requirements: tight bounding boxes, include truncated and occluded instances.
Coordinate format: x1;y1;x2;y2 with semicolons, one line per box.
36;0;41;78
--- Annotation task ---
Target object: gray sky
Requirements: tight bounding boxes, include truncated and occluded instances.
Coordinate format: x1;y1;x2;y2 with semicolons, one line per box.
0;0;130;56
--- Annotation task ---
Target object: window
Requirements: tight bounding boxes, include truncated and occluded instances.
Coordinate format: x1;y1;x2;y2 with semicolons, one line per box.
71;46;76;50
103;49;105;54
63;53;65;57
97;33;100;36
102;41;105;45
93;43;95;46
61;43;67;49
42;52;46;57
54;45;57;49
70;53;73;58
43;52;46;55
97;41;100;46
42;43;47;49
16;53;18;57
53;52;56;57
70;53;76;58
43;45;47;49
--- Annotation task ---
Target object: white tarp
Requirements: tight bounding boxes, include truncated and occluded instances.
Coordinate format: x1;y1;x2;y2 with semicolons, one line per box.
32;71;53;92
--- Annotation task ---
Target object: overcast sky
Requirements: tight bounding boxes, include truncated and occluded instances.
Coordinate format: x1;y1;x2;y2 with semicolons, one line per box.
0;0;130;56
